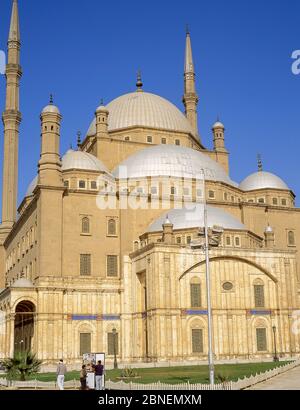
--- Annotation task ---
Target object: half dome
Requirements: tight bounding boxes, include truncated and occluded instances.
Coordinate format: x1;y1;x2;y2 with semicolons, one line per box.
148;204;245;232
86;91;195;136
239;171;289;191
113;145;237;186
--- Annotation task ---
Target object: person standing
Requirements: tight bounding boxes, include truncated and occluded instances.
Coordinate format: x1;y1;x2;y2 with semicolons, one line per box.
56;359;67;390
80;365;87;390
94;360;104;390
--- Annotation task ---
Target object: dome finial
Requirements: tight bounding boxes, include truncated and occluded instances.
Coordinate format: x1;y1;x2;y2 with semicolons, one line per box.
136;70;143;91
186;24;190;35
50;94;54;105
77;131;82;150
257;153;263;172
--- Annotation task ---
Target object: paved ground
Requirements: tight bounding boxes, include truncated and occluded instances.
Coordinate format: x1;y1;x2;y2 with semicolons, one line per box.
248;366;300;390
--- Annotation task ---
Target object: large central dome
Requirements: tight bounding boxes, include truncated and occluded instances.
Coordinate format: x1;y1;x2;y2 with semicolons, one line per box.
86;91;195;136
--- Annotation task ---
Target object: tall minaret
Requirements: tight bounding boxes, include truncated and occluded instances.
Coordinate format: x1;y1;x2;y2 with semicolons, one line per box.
1;0;22;231
183;27;199;138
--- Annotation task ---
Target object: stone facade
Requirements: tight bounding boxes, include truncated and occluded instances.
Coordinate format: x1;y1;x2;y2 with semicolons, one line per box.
0;1;299;367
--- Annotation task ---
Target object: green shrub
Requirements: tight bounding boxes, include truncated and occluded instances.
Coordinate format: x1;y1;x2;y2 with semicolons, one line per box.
1;351;43;381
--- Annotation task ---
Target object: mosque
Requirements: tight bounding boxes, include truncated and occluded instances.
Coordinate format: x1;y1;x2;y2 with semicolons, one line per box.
0;0;299;367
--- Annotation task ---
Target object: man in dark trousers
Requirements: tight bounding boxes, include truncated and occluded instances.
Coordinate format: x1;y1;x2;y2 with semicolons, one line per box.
94;360;104;390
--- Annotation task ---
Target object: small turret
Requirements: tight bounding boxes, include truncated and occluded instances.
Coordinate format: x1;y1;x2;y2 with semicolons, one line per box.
264;225;275;248
38;96;63;187
162;216;174;245
95;100;109;139
212;120;226;152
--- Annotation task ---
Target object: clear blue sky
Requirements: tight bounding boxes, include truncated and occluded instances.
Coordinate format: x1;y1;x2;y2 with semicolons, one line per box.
0;0;299;207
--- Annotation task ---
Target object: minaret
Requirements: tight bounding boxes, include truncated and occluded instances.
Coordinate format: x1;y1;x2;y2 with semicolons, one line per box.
1;0;22;231
183;27;199;137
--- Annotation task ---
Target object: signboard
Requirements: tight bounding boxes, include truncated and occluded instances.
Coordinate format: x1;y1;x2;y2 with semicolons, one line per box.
82;353;106;390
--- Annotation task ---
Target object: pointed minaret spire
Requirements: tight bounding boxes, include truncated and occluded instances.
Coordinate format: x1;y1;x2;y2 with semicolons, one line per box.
1;0;22;230
9;0;20;43
183;28;199;139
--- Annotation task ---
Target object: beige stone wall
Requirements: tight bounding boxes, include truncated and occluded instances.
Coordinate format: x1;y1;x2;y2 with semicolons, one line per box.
130;245;300;361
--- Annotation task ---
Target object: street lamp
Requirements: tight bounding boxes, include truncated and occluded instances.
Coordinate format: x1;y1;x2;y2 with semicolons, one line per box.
190;171;223;386
112;328;118;369
272;326;279;362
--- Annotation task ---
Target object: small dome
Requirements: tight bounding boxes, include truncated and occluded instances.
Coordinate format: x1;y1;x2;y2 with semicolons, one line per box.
96;104;109;113
148;205;245;232
113;145;237;186
12;278;34;288
25;151;110;197
42;104;60;115
87;91;195;136
239;171;289;191
62;150;109;173
212;121;225;129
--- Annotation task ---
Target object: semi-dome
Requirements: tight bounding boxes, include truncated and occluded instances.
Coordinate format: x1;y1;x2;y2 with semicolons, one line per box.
12;278;34;288
148;204;245;232
113;145;237;186
25;150;109;198
86;91;195;136
239;171;289;191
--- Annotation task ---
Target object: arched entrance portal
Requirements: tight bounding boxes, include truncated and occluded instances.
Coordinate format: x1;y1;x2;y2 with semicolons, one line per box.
14;301;36;353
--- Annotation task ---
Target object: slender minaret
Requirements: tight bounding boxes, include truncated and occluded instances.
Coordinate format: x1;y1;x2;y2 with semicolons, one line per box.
1;0;22;231
183;27;199;137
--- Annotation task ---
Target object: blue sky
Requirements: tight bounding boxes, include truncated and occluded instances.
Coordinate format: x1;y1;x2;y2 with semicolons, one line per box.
0;0;299;207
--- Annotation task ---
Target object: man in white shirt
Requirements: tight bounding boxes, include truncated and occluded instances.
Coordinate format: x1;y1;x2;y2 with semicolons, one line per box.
56;359;67;390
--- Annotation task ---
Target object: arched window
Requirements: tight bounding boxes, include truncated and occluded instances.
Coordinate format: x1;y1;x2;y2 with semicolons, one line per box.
190;278;201;308
192;329;203;353
288;231;295;246
108;219;117;236
256;328;267;352
82;217;90;234
254;283;265;308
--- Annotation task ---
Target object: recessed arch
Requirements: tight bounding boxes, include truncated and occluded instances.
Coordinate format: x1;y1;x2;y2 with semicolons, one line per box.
179;255;278;283
14;300;36;354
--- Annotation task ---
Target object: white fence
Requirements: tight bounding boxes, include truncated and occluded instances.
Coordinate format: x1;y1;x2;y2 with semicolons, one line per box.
105;380;232;390
0;359;299;390
0;378;80;390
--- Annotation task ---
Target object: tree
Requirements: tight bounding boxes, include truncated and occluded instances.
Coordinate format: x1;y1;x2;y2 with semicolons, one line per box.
1;351;43;381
